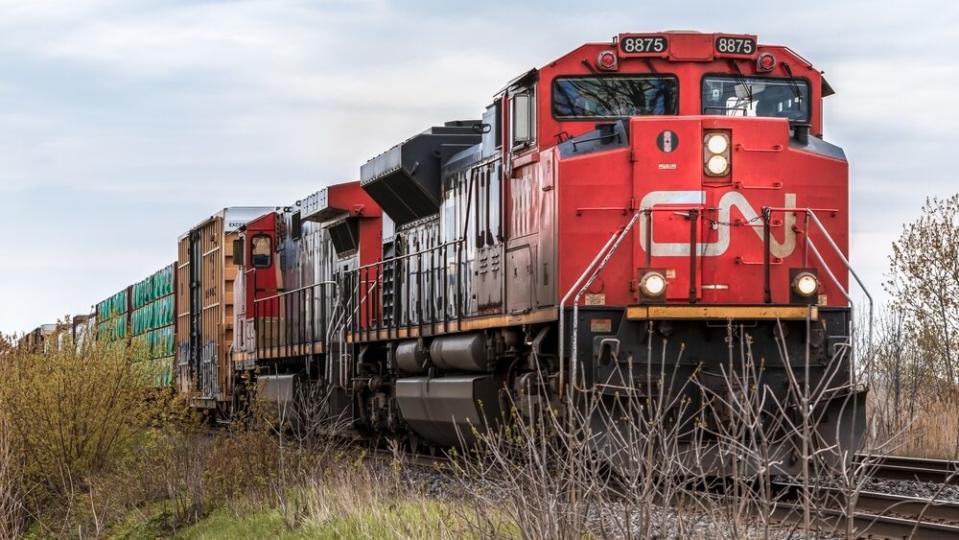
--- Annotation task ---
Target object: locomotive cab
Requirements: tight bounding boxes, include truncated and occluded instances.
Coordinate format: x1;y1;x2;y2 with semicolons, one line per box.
521;32;862;473
231;182;383;418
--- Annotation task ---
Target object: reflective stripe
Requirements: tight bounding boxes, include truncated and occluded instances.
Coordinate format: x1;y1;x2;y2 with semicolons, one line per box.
626;305;818;320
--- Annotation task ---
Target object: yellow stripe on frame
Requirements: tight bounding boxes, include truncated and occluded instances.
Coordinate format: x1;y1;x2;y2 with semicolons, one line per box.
625;305;818;321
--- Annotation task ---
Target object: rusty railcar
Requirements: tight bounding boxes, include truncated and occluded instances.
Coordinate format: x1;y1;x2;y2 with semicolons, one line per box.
176;207;272;411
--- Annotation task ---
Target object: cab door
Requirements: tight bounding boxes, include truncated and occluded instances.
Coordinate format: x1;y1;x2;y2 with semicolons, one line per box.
242;213;279;349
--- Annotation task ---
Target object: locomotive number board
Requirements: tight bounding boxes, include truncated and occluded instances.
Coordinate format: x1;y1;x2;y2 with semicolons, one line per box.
618;34;669;56
618;33;759;58
714;35;758;57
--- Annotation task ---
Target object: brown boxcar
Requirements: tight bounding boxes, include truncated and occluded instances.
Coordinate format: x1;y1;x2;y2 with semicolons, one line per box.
176;207;273;410
17;323;59;354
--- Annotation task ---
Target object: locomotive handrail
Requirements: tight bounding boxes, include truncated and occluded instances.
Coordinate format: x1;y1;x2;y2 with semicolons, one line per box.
347;275;380;333
355;240;463;271
251;280;337;360
557;226;624;397
805;208;874;382
350;238;467;334
561;206;704;398
765;207;874;383
252;281;336;304
805;210;873;320
565;211;644;397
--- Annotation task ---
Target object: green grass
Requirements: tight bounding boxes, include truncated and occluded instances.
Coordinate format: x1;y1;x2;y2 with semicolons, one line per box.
103;497;495;540
105;504;313;540
170;508;304;540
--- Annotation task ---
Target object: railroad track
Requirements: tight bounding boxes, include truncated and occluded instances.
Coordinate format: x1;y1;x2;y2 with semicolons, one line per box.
772;482;959;539
369;446;451;469
374;448;959;538
860;454;959;486
369;448;959;537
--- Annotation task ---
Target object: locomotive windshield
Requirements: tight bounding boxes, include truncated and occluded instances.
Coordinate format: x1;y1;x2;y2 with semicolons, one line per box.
702;76;810;122
552;75;678;119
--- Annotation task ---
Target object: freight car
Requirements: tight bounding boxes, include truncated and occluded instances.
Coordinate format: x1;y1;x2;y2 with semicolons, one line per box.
93;263;178;385
17;315;91;354
176;207;273;413
227;31;868;474
17;323;60;354
58;315;93;352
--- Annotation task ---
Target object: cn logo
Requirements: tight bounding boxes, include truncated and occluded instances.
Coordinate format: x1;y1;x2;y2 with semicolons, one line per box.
638;191;797;258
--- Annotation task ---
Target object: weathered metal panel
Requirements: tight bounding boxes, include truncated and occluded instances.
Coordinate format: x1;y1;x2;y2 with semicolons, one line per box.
361;123;482;225
130;262;177;387
176;207;272;406
394;375;500;446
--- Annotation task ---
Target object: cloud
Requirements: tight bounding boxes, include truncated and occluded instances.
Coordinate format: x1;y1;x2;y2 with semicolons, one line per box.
1;0;958;332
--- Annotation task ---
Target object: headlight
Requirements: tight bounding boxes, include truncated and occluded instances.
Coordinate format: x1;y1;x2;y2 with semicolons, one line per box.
705;133;729;154
703;130;731;177
706;154;729;175
793;272;819;297
640;271;667;297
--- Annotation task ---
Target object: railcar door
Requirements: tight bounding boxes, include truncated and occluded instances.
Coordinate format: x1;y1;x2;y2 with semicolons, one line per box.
188;229;203;391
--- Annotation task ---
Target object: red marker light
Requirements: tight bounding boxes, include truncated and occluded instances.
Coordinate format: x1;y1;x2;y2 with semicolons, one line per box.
757;52;776;72
597;50;618;71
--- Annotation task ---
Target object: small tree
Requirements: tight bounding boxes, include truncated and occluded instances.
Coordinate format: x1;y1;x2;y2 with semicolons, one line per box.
884;194;959;386
883;194;959;456
0;339;154;510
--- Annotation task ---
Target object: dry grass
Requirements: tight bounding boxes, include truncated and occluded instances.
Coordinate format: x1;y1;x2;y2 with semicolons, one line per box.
2;311;958;538
864;310;959;459
872;390;959;459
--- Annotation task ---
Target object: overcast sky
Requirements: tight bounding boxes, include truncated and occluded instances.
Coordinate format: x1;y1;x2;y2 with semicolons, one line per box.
1;0;956;334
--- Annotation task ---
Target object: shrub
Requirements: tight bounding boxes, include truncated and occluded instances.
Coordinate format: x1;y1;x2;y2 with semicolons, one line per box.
0;416;25;539
0;338;158;534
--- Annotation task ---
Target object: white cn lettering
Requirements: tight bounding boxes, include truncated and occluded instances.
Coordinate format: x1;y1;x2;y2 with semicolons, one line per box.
638;191;797;258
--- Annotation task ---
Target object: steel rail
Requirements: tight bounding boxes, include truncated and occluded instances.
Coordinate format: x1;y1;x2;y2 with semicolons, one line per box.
770;481;959;539
770;502;959;540
859;454;959;486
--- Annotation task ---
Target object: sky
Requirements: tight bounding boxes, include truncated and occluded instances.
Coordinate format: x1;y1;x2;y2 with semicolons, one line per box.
1;0;957;334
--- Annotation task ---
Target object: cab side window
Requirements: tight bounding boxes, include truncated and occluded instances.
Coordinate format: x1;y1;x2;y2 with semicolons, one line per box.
511;87;535;149
251;235;272;268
